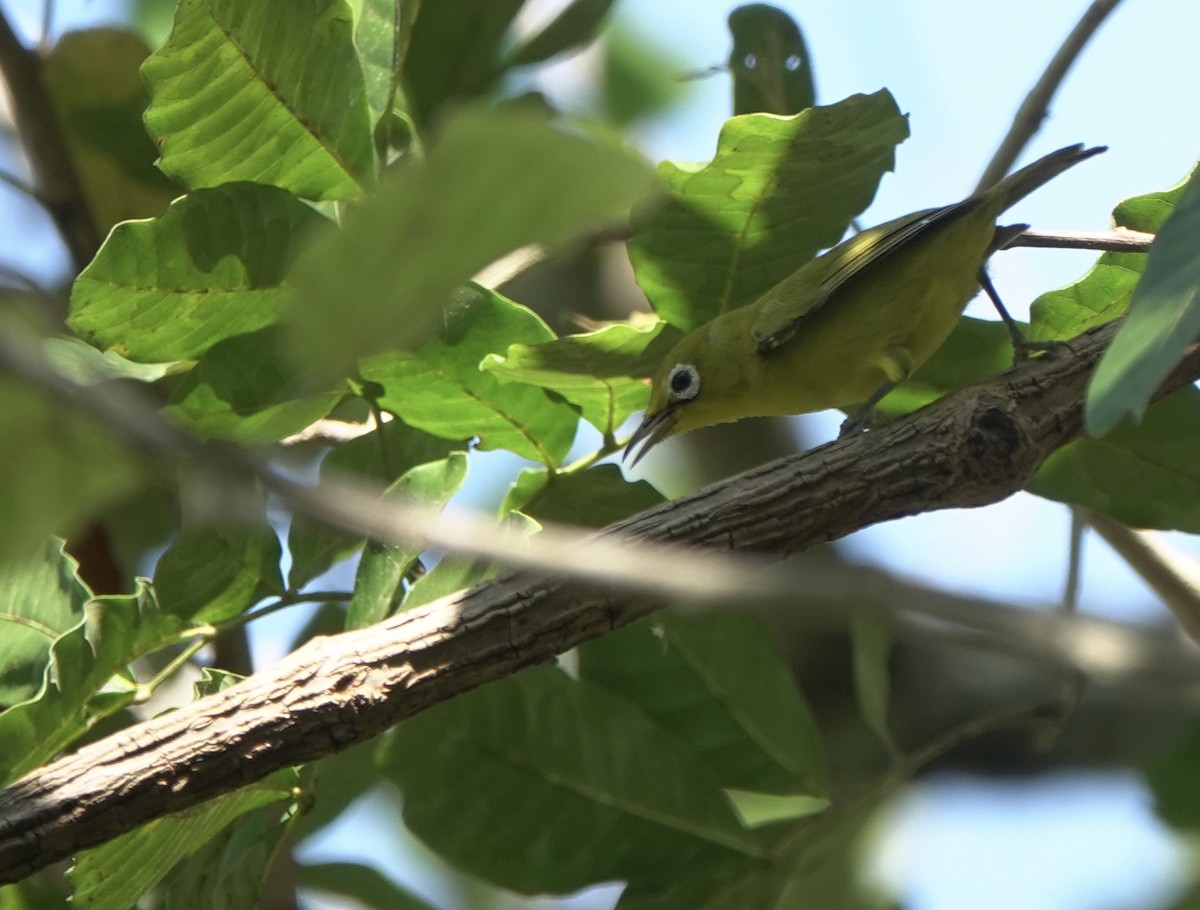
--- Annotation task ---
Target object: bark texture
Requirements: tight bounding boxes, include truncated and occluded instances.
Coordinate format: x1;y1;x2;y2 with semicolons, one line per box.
1;320;1197;883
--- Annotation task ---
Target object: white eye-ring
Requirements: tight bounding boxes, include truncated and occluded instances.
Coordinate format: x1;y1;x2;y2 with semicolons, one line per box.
666;363;700;403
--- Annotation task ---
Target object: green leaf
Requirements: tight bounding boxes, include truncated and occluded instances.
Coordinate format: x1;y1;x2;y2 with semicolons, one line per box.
345;452;469;629
142;0;372;200
1029;179;1182;343
401;556;494;609
361;286;580;466
400;0;524;127
151;780;299;910
154;516;284;623
1028;387;1200;531
483;319;681;435
0;876;70;910
43;28;178;231
0;540;92;710
380;666;760;895
286;107;655;379
0;371;141;565
358;0;406;125
166;328;343;443
42;337;175;385
851;615;898;757
1087;166;1200;435
299;862;437;910
0;581;185;785
286;419;463;588
68;768;298;910
506;0;619;68
1147;726;1200;830
502;465;665;528
68;183;329;363
727;3;816;115
579;614;828;796
629;90;909;331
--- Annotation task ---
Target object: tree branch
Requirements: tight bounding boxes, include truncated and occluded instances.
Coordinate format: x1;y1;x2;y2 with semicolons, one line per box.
1008;228;1154;254
1084;509;1200;645
2;319;1200;882
975;0;1123;192
0;8;99;271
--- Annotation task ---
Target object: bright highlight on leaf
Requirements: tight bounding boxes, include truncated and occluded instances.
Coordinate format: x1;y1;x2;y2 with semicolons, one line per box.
142;0;373;200
629;89;909;331
483;320;680;435
360;286;579;466
68;184;328;363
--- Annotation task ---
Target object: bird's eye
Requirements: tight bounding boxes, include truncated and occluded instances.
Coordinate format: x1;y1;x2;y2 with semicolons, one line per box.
666;363;700;402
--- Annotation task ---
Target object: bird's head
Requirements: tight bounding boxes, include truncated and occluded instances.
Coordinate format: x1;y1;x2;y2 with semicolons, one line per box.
625;329;744;466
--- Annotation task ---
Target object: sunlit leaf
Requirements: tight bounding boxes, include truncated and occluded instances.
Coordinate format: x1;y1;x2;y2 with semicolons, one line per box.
483;319;680;435
69;183;328;363
68;769;298;910
629;90;908;330
0;540;91;710
503;464;665;528
142;0;373;199
0;581;183;784
153;515;284;623
345;453;468;629
361;286;579;466
166;328;343;443
286;419;463;589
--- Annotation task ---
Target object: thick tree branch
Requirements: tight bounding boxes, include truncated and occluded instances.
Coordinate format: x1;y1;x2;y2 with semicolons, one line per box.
1;319;1199;882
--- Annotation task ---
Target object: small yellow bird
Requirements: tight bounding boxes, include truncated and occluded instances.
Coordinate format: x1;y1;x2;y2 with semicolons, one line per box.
626;143;1105;464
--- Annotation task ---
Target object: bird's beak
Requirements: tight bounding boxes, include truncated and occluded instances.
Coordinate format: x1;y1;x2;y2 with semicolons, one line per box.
624;405;679;467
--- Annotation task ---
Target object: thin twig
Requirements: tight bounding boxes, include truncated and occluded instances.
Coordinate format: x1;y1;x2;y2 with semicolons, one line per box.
1008;228;1154;254
976;0;1123;192
0;7;99;271
0;167;42;204
1084;508;1200;646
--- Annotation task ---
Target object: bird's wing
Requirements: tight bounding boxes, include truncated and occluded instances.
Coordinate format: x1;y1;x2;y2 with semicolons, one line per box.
753;198;982;354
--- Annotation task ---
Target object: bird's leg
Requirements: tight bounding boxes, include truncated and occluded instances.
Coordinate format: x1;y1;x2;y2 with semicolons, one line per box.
838;380;898;437
839;345;912;437
977;268;1057;363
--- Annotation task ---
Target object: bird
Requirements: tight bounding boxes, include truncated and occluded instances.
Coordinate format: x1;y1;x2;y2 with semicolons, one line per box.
625;143;1106;465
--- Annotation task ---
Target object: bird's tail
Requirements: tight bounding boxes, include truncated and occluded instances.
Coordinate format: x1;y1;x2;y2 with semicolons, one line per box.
992;143;1107;212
